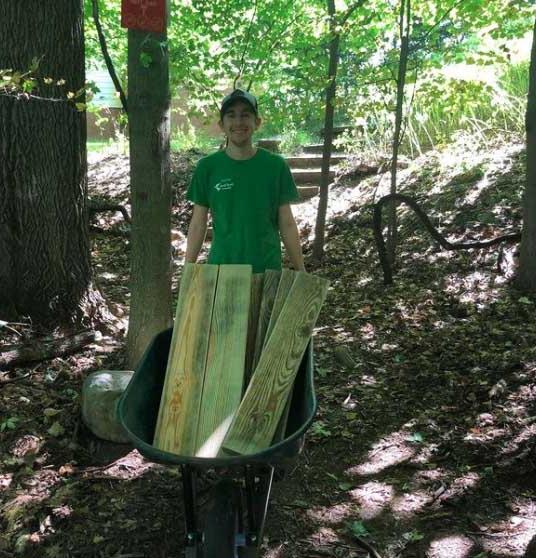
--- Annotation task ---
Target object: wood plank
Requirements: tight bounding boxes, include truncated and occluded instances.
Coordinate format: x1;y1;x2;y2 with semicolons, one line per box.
251;269;280;375
195;265;252;457
263;269;296;347
263;269;297;443
222;272;329;455
153;263;219;455
244;273;264;386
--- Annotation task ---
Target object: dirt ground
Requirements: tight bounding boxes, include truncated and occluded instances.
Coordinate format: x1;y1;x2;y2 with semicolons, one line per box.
1;137;535;558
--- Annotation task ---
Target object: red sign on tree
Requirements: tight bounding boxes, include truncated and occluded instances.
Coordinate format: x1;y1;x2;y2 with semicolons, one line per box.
121;0;166;34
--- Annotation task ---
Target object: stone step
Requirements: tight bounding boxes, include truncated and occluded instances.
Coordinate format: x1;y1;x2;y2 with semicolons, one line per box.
295;185;320;202
292;168;336;184
285;154;347;169
302;143;344;155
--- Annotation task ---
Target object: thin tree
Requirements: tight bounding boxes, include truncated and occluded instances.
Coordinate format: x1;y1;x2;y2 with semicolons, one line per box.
0;0;104;327
126;15;173;367
386;0;411;267
312;0;365;262
515;15;536;292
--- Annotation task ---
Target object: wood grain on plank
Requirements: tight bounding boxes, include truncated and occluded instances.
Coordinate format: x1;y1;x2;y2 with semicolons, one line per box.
251;269;280;374
222;272;329;455
195;265;252;457
264;269;297;443
153;264;219;455
244;273;264;386
263;269;296;347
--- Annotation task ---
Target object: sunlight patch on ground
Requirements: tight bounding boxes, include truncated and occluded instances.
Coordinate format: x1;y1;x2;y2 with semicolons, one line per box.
443;271;501;306
264;543;287;557
346;431;416;476
391;490;432;519
427;534;476;558
308;502;354;524
463;173;491;206
306;526;341;548
409;443;440;465
87;449;157;480
477;515;536;557
440;472;480;504
349;481;394;519
0;473;13;491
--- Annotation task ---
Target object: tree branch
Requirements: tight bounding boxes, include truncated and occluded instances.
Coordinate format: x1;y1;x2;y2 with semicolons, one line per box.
92;0;128;113
233;0;259;89
340;0;367;26
373;193;522;284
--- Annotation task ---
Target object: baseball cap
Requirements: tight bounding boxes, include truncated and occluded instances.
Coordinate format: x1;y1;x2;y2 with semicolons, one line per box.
220;89;259;118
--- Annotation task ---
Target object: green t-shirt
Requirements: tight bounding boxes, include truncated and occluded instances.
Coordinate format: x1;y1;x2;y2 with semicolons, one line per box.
187;148;299;273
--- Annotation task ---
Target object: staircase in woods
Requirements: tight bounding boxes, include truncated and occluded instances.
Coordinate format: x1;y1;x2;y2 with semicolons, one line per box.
257;139;348;203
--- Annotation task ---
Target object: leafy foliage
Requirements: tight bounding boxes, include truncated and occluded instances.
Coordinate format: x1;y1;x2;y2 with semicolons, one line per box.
84;0;533;151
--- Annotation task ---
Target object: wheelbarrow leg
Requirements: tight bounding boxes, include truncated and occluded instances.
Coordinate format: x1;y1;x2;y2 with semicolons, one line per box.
181;465;203;555
243;465;274;550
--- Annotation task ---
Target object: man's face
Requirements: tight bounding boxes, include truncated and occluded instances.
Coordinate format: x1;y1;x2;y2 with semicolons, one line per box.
219;100;261;147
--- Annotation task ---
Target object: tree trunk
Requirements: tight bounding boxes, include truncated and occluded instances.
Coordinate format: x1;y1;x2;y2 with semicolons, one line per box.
126;27;173;368
0;1;99;327
516;16;536;292
386;0;411;267
312;0;339;263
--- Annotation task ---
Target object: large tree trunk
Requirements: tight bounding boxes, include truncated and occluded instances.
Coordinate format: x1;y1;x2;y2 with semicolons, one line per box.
125;27;173;368
515;17;536;292
0;1;99;327
312;0;339;263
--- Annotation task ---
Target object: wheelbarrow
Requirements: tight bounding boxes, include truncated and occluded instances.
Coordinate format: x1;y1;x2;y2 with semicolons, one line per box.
116;328;317;558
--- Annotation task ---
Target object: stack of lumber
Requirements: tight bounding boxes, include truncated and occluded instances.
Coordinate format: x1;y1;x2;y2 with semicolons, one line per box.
153;263;329;457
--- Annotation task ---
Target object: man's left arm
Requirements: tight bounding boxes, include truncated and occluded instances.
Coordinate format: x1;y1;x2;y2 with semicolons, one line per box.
278;204;305;271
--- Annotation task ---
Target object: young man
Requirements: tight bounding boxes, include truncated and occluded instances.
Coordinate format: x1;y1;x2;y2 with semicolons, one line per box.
185;89;305;273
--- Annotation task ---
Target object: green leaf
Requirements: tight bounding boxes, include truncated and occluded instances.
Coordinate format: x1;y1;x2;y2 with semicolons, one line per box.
408;432;424;443
518;297;533;305
403;529;425;542
47;422;65;437
0;417;20;431
348;520;370;538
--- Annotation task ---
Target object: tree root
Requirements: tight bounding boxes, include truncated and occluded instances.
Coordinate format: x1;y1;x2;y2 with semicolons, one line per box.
88;198;131;224
0;330;99;370
373;193;521;284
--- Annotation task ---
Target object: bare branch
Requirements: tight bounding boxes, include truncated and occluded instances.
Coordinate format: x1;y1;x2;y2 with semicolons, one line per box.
92;0;128;112
233;0;259;89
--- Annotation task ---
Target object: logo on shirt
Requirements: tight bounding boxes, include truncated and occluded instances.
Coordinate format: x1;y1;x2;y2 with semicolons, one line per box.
214;178;234;192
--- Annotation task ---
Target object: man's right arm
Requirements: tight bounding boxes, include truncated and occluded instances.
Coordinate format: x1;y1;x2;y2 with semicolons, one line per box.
185;204;209;263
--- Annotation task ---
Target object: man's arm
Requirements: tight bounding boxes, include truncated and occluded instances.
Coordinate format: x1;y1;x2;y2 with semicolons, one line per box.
278;204;305;271
185;204;209;263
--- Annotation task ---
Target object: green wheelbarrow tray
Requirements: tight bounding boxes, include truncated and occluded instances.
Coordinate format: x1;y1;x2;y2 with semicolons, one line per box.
116;328;317;467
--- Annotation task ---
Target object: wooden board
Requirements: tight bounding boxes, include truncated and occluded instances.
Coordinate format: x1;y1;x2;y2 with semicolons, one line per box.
153;264;219;455
222;272;329;455
263;269;297;443
263;269;296;347
195;265;252;457
251;269;280;375
244;273;264;386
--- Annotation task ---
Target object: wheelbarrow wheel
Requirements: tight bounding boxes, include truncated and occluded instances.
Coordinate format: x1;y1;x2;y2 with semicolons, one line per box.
203;480;239;558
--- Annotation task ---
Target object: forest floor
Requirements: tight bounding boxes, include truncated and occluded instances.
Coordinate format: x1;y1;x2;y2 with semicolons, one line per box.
1;134;535;558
